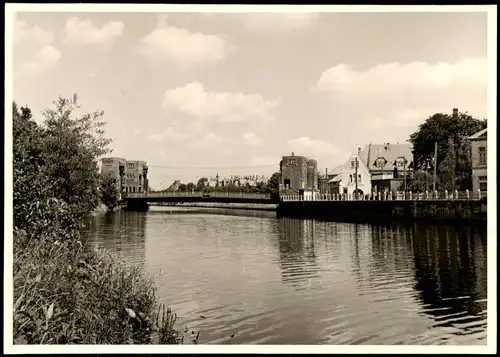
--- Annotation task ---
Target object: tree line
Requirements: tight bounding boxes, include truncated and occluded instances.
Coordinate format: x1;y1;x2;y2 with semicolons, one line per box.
407;110;487;192
153;173;281;196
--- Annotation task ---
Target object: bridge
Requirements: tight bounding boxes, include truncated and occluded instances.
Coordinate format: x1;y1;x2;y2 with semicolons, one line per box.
124;191;275;210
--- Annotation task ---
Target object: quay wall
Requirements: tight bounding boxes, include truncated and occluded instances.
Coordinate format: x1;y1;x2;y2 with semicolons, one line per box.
276;199;487;223
149;202;277;211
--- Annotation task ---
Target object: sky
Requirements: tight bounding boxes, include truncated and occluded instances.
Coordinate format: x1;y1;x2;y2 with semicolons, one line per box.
10;8;490;189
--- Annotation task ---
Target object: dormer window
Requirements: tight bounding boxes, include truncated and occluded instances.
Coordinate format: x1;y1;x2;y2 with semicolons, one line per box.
375;157;387;169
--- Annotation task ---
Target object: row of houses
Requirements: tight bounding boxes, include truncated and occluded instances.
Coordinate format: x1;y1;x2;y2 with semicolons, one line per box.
279;112;488;196
279;142;413;197
203;174;269;188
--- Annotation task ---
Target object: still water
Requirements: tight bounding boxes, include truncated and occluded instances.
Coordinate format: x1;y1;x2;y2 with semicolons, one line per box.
83;207;487;345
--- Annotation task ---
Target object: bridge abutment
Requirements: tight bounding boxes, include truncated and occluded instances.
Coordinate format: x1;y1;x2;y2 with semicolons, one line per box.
126;198;150;212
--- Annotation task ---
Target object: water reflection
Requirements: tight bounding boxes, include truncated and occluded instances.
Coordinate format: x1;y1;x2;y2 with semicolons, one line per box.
84;210;147;265
276;218;320;289
410;223;487;341
84;209;487;345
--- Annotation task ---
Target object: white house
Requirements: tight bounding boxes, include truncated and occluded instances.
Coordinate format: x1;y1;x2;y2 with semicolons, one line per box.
328;153;372;196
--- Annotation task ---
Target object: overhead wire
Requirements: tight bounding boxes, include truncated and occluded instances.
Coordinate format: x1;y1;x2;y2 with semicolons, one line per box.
147;163;279;170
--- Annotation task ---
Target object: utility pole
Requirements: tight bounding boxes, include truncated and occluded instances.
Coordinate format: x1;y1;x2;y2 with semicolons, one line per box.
403;158;407;192
432;141;438;192
325;168;329;194
355;156;358;200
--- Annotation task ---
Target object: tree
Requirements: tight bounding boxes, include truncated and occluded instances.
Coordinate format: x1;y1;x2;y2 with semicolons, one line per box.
196;177;208;191
186;182;196;192
12;95;113;240
407;170;442;193
409;111;487;190
178;183;187;192
13;102;58;237
265;172;281;195
100;172;120;211
40;94;113;218
438;138;457;191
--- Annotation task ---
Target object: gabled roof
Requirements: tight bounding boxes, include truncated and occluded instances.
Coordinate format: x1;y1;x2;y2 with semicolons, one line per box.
329;165;343;176
328;175;342;183
468;128;487;140
326;154;369;183
358;143;413;171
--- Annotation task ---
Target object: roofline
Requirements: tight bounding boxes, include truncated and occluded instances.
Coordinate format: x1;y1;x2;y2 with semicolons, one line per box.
468;128;488;140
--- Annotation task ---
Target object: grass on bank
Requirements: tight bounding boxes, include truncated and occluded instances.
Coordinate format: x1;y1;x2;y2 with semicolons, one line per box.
13;231;189;345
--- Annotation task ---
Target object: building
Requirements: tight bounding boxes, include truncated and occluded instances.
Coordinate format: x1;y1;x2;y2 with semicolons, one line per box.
100;157;127;198
469;128;487;192
327;153;372;196
124;160;148;193
100;157;149;195
358;143;414;193
280;153;318;194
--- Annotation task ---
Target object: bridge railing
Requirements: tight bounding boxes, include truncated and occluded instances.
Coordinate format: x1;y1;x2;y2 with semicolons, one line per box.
280;190;487;202
126;191;271;199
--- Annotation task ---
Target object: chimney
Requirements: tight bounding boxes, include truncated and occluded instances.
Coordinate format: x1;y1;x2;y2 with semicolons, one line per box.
453;108;458;117
291;152;295;157
357;147;361;155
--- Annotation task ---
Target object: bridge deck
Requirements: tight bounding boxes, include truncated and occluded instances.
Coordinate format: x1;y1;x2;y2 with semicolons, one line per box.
125;191;274;205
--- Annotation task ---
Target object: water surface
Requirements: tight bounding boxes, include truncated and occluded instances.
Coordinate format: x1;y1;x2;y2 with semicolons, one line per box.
83;207;487;345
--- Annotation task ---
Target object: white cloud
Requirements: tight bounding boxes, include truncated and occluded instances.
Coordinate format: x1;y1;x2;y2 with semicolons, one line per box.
288;137;342;156
140;23;230;66
13;20;61;77
250;156;279;167
235;12;320;33
146;126;188;142
18;45;62;76
189;132;224;150
161;82;280;123
242;132;263;146
14;19;53;47
314;57;488;128
64;17;124;45
286;137;348;168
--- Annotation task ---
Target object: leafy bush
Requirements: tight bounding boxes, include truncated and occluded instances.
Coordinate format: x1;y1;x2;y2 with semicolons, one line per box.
100;172;121;211
12;96;187;345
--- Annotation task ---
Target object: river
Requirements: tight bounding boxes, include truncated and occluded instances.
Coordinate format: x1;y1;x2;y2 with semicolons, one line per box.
82;207;488;345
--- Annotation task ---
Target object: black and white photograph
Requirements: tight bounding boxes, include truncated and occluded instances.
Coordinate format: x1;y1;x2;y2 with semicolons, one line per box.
5;4;496;354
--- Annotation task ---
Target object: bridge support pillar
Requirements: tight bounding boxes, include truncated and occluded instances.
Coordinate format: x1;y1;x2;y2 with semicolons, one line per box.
126;199;150;212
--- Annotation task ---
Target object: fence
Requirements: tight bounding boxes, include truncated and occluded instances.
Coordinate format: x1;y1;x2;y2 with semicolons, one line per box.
127;191;271;199
280;190;487;202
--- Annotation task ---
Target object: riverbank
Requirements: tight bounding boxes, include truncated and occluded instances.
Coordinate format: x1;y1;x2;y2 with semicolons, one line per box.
149;202;278;211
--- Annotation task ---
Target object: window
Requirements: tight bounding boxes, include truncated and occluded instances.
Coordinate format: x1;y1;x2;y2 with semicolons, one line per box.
358;175;362;183
349;174;353;182
375;157;386;169
127;163;134;168
133;187;136;193
479;147;486;164
351;161;355;168
288;159;296;166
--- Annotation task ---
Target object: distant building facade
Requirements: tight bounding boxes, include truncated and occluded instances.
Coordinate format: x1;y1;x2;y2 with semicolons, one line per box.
469;128;487;192
100;157;148;195
358;143;414;193
204;174;269;188
280;152;318;193
327;153;372;196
